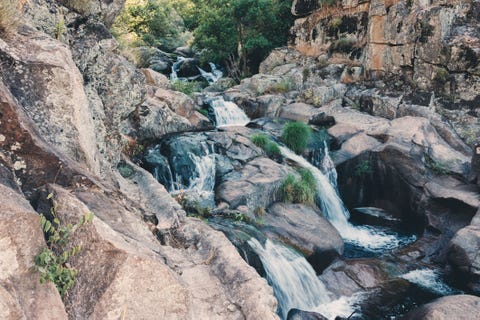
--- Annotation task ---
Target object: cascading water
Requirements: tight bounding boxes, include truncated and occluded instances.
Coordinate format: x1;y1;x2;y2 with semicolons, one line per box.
170;56;185;81
248;238;359;320
198;62;223;84
279;146;410;251
320;141;338;189
400;269;458;296
208;98;250;127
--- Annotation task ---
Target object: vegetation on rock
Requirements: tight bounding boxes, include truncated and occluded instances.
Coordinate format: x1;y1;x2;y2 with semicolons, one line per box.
0;0;20;35
281;122;312;154
251;133;281;159
279;169;317;205
34;194;94;299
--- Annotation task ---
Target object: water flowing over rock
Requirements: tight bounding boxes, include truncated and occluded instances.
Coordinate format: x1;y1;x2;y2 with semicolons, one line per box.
208;97;251;127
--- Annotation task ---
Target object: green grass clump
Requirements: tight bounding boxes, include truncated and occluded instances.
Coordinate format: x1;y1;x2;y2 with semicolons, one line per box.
279;170;317;205
281;122;312;154
251;133;269;149
251;134;282;160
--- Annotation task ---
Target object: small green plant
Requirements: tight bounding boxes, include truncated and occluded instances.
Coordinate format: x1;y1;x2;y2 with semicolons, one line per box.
330;37;356;53
199;108;209;117
281;122;312;154
425;155;450;175
34;194;94;299
251;133;269;149
171;80;203;97
354;160;373;177
251;134;282;160
330;17;342;29
279;170;317;205
434;67;449;83
268;78;292;93
55;18;66;40
302;68;311;83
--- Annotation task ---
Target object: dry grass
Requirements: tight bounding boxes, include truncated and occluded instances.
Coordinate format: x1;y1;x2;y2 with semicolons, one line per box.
0;0;21;36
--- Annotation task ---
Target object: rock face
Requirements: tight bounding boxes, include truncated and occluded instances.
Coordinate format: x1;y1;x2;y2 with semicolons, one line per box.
404;295;480;320
0;184;67;320
262;203;343;271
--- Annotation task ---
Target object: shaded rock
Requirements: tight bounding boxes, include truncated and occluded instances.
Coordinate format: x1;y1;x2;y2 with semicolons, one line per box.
216;157;289;213
291;0;321;17
0;184;67;319
287;308;328;320
59;0;125;27
403;295;480;320
471;144;480;186
308;112;335;126
262;203;343;272
176;57;200;78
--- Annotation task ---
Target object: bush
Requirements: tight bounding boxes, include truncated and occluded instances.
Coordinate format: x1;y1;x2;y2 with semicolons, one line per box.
281;122;312;154
265;141;281;158
354;160;373;177
0;0;20;36
279;170;317;205
251;133;269;149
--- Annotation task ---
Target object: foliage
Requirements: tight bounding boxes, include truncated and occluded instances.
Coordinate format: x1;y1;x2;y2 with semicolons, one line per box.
171;80;203;97
111;0;189;51
330;37;356;53
189;0;294;76
0;0;20;36
35;194;94;299
425;155;449;175
251;134;281;159
354;160;373;177
281;122;312;154
268;78;292;94
279;170;317;205
434;67;449;83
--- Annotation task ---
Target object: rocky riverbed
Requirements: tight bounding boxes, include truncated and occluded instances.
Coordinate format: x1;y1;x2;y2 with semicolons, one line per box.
1;0;479;319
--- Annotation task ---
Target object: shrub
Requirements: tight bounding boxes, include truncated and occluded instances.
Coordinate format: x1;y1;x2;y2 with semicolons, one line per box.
279;170;317;205
425;155;449;175
281;121;312;154
265;141;281;158
0;0;20;36
35;194;94;299
330;37;356;53
268;78;292;93
434;67;449;83
251;133;269;149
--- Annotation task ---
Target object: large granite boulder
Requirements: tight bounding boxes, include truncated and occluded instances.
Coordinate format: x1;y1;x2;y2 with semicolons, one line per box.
404;295;480;320
262;203;344;272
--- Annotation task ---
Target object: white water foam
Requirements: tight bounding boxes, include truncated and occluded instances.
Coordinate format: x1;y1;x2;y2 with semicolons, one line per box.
279;146;403;250
198;62;223;84
248;238;359;320
400;269;457;295
209;98;250;127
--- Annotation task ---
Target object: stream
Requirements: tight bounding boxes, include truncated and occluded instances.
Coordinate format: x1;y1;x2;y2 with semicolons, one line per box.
143;97;463;319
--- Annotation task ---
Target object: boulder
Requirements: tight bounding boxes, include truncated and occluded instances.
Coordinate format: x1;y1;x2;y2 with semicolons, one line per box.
287;308;328;320
0;28;100;175
279;102;316;122
404;295;480;320
142;68;173;89
0;184;67;319
216;157;290;213
262;203;343;271
291;0;321;17
59;0;125;27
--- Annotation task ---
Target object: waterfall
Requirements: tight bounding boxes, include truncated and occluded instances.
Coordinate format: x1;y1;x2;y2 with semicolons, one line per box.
279;146;402;250
249;239;360;320
209;98;250;127
170;56;186;81
320;141;338;190
198;62;223;84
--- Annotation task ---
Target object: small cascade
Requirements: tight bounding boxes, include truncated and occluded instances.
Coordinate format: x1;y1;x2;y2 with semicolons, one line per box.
400;269;458;296
208;98;250;127
279;146;404;251
248;239;357;320
170;56;186;81
198;62;223;84
321;141;338;190
145;141;216;204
